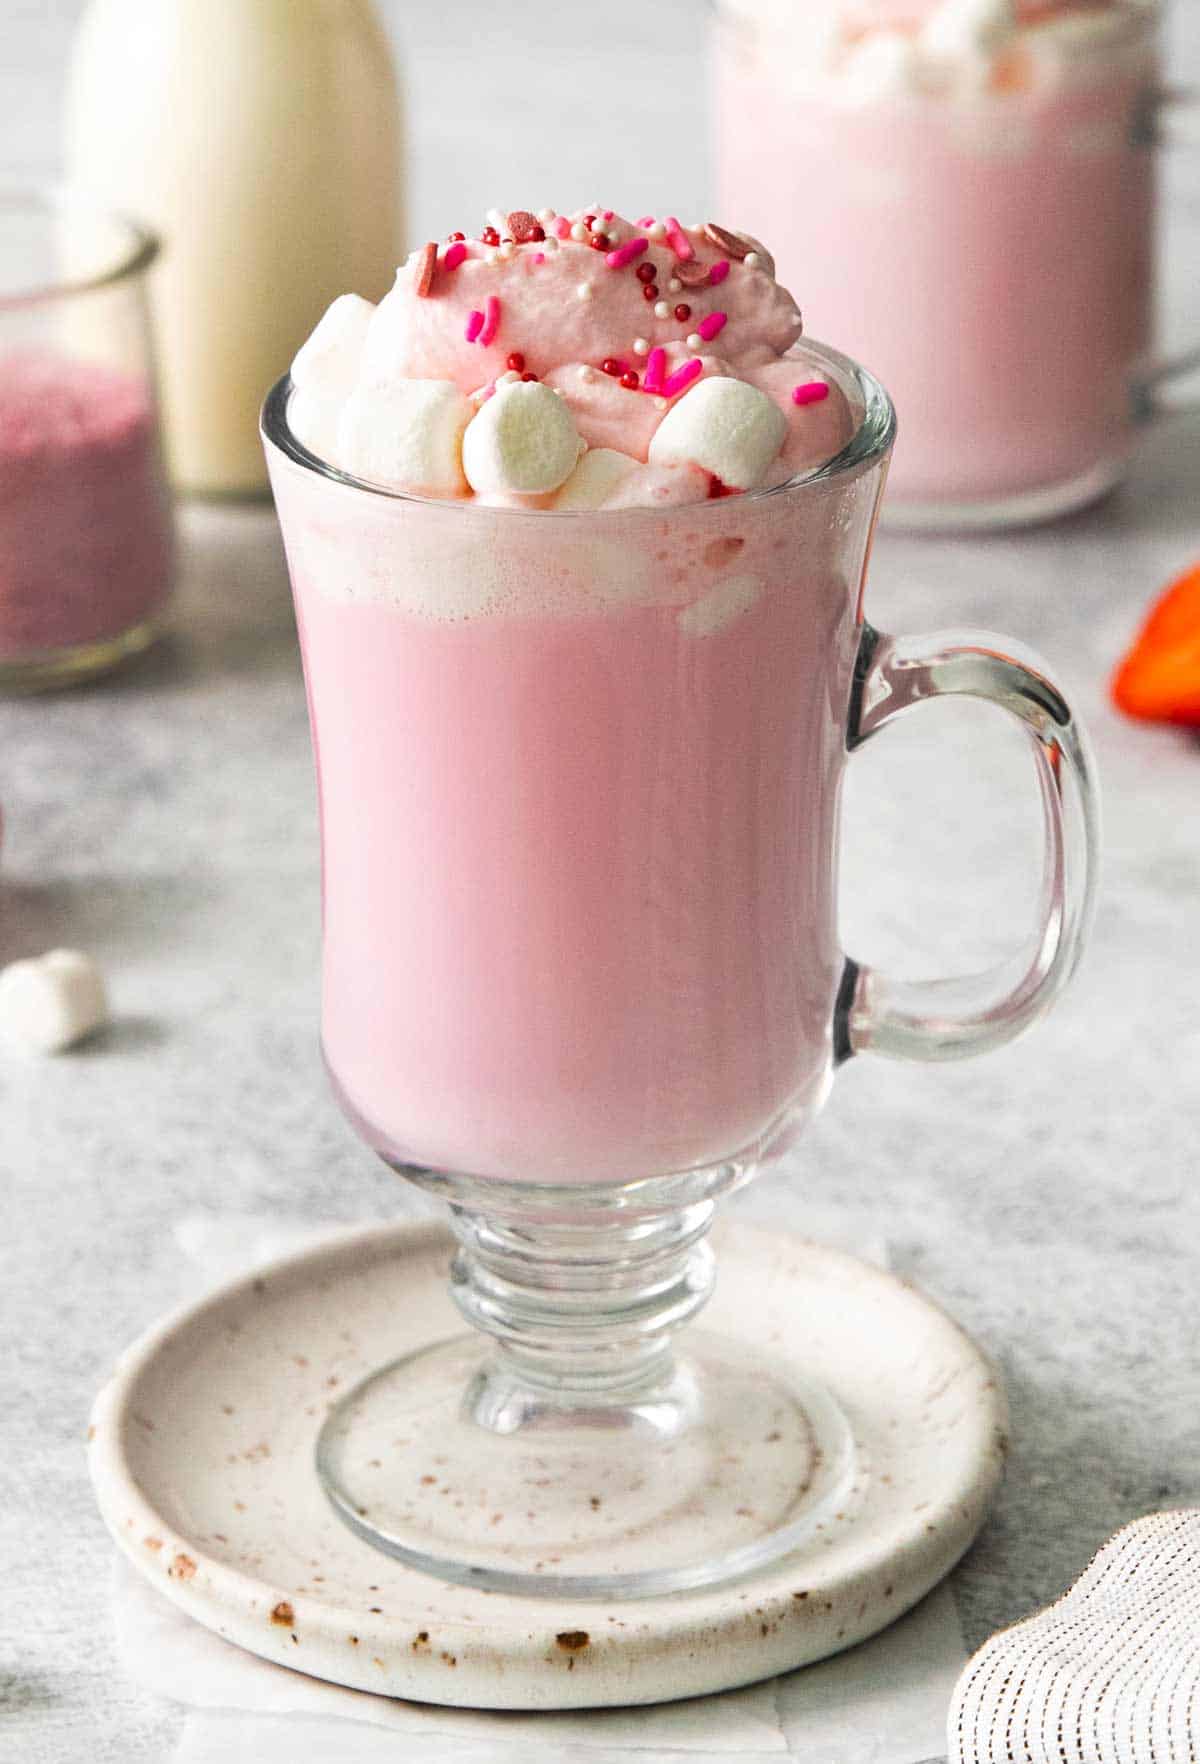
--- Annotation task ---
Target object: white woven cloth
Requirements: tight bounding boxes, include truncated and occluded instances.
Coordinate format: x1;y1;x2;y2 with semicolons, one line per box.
950;1512;1200;1764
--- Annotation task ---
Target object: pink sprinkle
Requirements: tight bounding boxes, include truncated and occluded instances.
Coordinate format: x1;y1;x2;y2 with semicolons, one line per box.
637;215;655;228
792;380;830;407
443;242;468;271
478;295;501;347
708;260;730;286
661;357;703;399
605;237;649;270
465;309;485;343
554;215;571;239
643;346;667;394
664;217;694;263
697;311;727;342
532;252;546;265
602;209;615;221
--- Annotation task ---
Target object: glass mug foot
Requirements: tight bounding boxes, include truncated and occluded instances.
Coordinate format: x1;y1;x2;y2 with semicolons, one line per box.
880;454;1131;535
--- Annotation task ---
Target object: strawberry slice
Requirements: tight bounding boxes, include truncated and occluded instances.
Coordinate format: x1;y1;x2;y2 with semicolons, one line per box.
1112;562;1200;726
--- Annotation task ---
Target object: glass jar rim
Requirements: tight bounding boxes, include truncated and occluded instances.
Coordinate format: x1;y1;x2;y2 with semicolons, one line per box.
0;186;159;312
260;338;897;520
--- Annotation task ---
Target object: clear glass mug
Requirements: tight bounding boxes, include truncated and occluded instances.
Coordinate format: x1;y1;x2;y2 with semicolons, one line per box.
713;0;1193;530
0;188;173;691
262;344;1097;1598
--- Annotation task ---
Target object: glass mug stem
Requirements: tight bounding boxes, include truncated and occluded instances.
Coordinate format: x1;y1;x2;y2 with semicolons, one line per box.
840;623;1100;1062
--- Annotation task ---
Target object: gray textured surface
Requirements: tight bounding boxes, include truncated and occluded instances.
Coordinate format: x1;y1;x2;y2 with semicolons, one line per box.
3;1;1200;1758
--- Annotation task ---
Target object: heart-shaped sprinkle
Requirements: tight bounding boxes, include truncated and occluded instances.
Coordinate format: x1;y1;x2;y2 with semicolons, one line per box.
673;259;712;288
506;210;542;243
703;223;750;260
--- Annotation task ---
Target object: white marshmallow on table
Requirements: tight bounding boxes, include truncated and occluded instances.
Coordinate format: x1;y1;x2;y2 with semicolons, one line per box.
550;447;638;510
0;950;109;1054
462;381;583;497
289;293;374;401
335;379;472;497
647;376;788;491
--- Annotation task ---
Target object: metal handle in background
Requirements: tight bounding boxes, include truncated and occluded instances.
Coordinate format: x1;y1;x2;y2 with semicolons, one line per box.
839;624;1100;1064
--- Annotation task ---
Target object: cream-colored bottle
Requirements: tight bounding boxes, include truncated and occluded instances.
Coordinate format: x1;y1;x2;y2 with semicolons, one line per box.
64;0;403;495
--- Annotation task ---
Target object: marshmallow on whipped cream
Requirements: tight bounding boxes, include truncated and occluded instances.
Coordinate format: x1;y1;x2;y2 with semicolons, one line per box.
285;209;855;510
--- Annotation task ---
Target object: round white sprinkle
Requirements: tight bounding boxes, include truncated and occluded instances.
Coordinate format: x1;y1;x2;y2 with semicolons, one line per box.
576;283;592;300
654;301;670;319
633;338;650;356
579;366;597;383
498;240;515;260
570;221;589;241
655;397;668;412
668;277;682;294
687;333;702;350
744;251;760;268
542;235;559;253
538;207;556;223
648;220;667;240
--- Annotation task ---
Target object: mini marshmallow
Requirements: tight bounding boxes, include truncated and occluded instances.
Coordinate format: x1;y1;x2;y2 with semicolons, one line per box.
335;379;472;497
551;448;638;510
647;376;787;490
289;293;374;402
462;381;583;497
0;949;109;1054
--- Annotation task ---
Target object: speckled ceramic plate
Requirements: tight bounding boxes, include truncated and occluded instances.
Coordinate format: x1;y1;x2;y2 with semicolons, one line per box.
88;1220;1006;1710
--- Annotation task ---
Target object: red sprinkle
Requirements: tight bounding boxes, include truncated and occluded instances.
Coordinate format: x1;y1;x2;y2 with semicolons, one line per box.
589;233;610;252
619;370;639;390
697;311;727;342
584;215;596;228
642;283;659;301
635;260;657;283
792;380;831;407
447;231;466;242
481;226;500;247
708;475;736;499
521;372;539;382
661;358;704;398
674;303;691;322
506;352;526;372
601;358;622;377
443;242;468;271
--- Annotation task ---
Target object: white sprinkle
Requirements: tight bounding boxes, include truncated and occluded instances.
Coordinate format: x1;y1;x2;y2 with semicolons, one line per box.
655;397;668;412
668;277;682;294
579;366;597;383
542;235;559;254
570;221;589;241
648;221;667;240
744;251;760;268
687;333;702;350
576;283;592;300
633;338;650;356
654;301;670;319
486;249;499;265
538;207;556;223
498;240;516;260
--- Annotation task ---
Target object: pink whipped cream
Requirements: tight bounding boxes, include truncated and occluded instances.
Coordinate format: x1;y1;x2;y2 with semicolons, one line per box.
0;350;172;659
286;209;856;509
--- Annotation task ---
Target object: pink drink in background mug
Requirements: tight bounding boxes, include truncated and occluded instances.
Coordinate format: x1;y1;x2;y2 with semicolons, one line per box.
714;0;1183;528
262;209;1097;1596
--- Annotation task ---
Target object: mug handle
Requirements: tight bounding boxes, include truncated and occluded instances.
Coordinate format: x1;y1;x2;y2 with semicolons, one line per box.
1133;87;1200;426
837;623;1100;1063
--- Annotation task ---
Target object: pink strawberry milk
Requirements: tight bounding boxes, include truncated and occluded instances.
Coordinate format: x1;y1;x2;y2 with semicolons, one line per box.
267;208;880;1184
715;0;1159;524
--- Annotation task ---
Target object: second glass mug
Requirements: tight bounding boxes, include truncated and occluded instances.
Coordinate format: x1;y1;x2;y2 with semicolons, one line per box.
713;0;1194;530
263;345;1096;1599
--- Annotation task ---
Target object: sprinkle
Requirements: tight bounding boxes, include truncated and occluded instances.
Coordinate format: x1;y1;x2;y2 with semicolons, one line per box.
661;358;704;398
703;222;750;260
619;370;639;390
633;338;650;356
674;303;691;321
655;397;668;411
601;359;622;377
654;301;670;319
667;277;682;294
674;259;712;289
709;260;730;286
589;234;610;252
792;381;831;407
602;209;615;221
570;221;589;242
643;346;667;393
532;252;546;265
506;210;542;243
481;226;501;247
507;352;526;372
638;214;655;227
538;207;557;224
663;217;694;262
687;334;702;350
447;231;466;242
443;241;468;271
554;216;571;239
498;241;516;260
697;311;727;342
606;236;649;270
744;252;760;268
413;242;438;297
635;261;657;284
542;236;560;254
478;295;501;346
576;283;593;301
465;309;485;343
648;221;667;240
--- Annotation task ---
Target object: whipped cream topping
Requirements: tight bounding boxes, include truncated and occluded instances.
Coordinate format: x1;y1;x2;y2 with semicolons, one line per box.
287;209;855;510
724;0;1154;100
